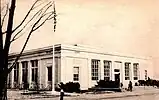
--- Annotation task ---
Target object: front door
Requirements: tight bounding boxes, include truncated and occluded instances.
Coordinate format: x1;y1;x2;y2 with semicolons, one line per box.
115;73;120;87
115;73;120;82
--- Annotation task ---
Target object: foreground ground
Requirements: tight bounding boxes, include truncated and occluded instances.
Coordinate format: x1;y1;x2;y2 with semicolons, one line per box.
8;86;159;100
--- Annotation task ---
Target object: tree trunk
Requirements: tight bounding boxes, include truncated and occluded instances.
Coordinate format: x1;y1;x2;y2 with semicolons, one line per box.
0;74;8;100
0;0;16;99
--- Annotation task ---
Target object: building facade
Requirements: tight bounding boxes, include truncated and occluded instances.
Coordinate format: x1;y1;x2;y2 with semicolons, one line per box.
8;44;153;90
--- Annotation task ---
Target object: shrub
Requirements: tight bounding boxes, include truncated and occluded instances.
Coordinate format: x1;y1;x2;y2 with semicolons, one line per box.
135;82;138;86
96;80;120;88
138;80;146;86
138;78;159;87
58;82;80;93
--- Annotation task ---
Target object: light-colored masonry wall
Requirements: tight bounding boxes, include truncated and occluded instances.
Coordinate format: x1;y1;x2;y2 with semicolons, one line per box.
8;48;53;89
8;44;153;90
40;58;52;88
59;44;153;89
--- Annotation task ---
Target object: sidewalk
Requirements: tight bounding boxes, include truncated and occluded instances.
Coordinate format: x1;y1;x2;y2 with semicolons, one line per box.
8;86;159;100
62;86;159;100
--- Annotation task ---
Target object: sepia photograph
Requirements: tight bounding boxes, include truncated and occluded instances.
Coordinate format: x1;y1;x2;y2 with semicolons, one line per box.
1;0;159;100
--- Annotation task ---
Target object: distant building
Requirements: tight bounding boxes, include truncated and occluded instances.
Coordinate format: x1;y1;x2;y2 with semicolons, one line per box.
8;44;153;90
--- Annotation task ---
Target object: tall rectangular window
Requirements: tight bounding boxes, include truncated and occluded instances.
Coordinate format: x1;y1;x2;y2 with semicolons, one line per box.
125;63;130;80
31;60;38;83
14;62;19;83
104;60;111;81
91;59;100;80
47;66;52;81
73;67;79;81
22;61;28;83
133;63;139;80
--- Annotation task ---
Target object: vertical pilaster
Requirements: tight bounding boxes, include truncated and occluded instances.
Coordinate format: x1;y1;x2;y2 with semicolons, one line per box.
88;58;92;88
138;64;140;80
38;59;42;88
111;61;115;81
19;62;22;88
122;62;127;88
11;69;14;88
60;56;65;83
100;60;104;80
122;62;125;81
110;61;113;81
131;63;134;81
45;63;48;88
28;61;32;87
120;62;124;83
130;63;134;81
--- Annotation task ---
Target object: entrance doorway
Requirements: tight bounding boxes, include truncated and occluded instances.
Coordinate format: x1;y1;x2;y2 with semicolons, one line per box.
115;73;120;87
115;73;120;82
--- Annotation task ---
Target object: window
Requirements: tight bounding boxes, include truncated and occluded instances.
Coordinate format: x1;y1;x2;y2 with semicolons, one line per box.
91;59;100;80
73;67;79;81
31;60;38;83
47;66;52;81
14;62;19;83
125;63;130;80
145;70;147;80
133;63;139;80
104;60;111;81
22;61;28;83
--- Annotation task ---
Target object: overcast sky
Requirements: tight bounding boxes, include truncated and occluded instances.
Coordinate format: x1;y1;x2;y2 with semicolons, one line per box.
2;0;159;58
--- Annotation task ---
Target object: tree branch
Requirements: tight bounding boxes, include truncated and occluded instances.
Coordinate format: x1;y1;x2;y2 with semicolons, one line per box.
33;13;53;31
11;1;52;40
1;3;9;27
27;2;54;32
11;10;43;42
12;0;40;33
33;0;46;9
8;27;34;73
8;1;57;73
10;30;26;42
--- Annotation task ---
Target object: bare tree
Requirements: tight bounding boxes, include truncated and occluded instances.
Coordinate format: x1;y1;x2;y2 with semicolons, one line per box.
0;0;57;99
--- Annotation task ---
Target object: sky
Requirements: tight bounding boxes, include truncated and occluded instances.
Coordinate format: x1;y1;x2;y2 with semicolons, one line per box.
2;0;159;77
7;0;158;57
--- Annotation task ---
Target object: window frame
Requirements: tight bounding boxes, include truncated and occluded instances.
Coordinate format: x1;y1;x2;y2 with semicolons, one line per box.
133;63;139;80
31;60;38;83
91;59;100;80
125;62;130;80
73;66;79;81
14;62;19;83
22;61;28;83
104;60;111;81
